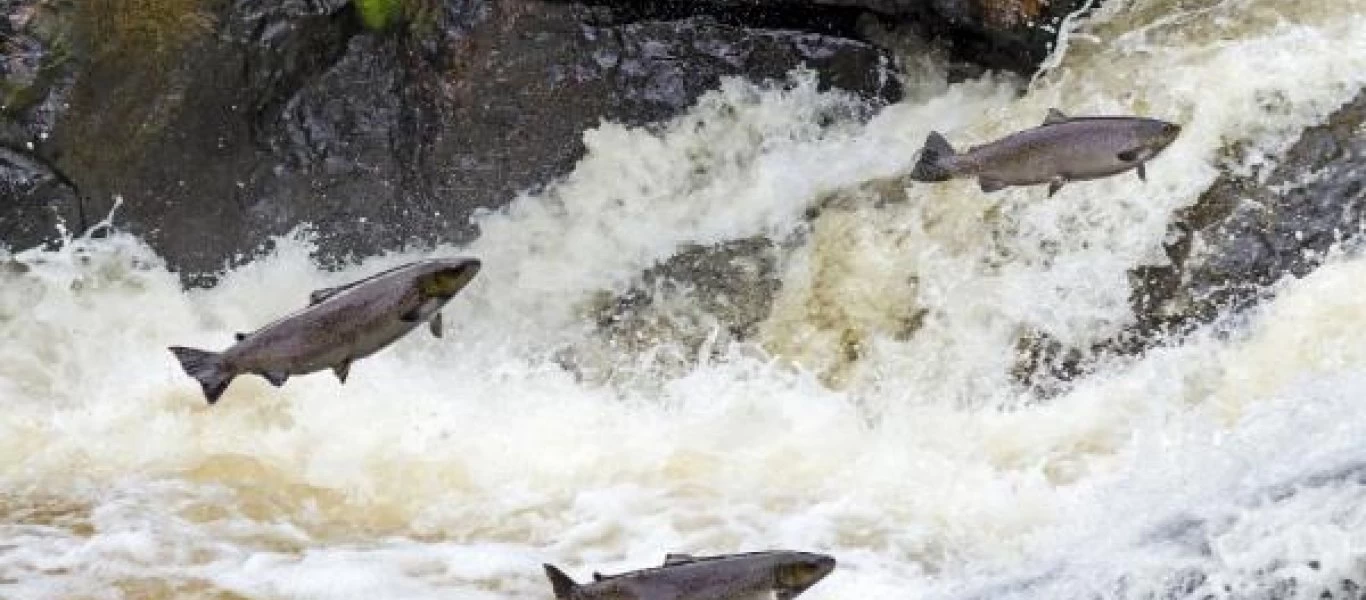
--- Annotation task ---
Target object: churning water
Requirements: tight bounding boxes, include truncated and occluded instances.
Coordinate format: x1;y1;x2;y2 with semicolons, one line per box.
4;0;1366;598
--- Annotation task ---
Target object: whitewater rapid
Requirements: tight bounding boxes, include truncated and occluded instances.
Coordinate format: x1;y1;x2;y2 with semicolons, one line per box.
4;0;1366;598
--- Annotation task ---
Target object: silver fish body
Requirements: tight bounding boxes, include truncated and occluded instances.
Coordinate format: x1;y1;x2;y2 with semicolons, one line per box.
169;257;481;404
910;109;1182;196
544;551;836;600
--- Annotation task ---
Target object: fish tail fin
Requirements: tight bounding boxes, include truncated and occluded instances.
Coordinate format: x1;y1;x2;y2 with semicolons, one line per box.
543;564;580;599
168;346;234;405
910;131;958;182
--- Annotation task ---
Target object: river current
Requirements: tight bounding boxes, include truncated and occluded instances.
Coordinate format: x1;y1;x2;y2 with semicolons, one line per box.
4;0;1366;598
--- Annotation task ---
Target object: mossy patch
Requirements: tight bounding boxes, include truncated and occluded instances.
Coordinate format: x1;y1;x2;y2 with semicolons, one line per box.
354;0;440;33
355;0;403;30
76;0;215;63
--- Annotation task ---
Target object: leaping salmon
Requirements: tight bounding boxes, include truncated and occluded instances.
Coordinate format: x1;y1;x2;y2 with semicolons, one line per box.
169;257;481;404
909;109;1182;196
544;550;836;600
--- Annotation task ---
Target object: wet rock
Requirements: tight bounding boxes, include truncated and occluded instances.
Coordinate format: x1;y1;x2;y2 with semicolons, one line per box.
596;237;783;343
568;237;784;382
0;146;80;251
570;0;1099;74
2;0;900;283
1132;89;1366;338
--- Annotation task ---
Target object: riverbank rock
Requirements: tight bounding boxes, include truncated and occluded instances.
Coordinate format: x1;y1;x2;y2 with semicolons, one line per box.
1014;88;1366;392
1131;89;1366;339
568;0;1099;74
0;0;901;283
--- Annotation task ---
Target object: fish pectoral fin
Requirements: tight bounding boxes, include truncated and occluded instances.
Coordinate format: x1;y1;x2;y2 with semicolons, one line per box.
1136;162;1148;181
429;312;443;338
259;370;289;387
333;360;351;384
662;553;698;566
1044;108;1069;125
401;298;443;323
1048;177;1066;197
1117;149;1140;162
978;177;1007;193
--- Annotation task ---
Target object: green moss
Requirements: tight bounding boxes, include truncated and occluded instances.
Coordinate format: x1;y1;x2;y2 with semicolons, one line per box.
354;0;440;33
77;0;215;63
355;0;404;31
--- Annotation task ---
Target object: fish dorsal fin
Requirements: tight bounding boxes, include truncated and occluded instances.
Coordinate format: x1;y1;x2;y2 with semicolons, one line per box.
309;263;416;306
234;332;248;342
1044;108;1069;125
308;284;352;306
663;553;699;566
543;564;580;599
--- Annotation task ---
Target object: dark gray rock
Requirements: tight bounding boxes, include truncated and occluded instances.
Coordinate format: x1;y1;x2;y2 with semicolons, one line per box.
1132;89;1366;339
1;0;900;283
567;0;1099;74
564;237;784;383
0;146;80;251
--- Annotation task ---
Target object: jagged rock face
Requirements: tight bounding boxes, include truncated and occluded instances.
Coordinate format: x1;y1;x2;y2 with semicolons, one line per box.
1133;90;1366;336
569;0;1097;73
0;0;900;282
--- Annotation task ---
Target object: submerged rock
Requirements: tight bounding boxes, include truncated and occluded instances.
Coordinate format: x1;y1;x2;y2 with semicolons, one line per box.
566;237;784;383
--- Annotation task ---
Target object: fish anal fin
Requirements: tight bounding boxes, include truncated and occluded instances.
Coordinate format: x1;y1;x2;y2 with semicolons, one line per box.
429;312;443;338
259;370;289;387
1048;177;1066;197
1044;108;1069;125
543;564;580;600
663;553;698;566
333;360;351;384
1136;162;1148;181
979;177;1007;193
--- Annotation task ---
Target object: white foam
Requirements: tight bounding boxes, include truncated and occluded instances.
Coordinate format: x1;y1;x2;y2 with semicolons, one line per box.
4;0;1366;597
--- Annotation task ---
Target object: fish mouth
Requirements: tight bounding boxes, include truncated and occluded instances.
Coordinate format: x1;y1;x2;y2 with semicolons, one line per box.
1157;121;1182;146
777;554;837;599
